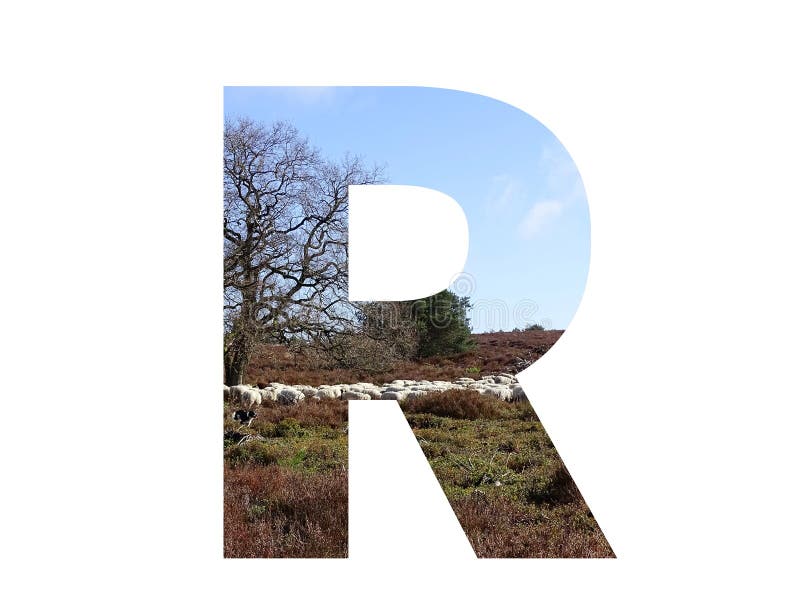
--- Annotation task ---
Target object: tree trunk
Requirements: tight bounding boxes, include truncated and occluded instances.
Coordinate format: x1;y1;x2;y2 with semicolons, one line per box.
224;342;249;386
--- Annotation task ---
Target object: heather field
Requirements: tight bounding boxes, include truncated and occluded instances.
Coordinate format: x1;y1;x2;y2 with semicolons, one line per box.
223;398;349;558
400;389;613;558
246;329;563;386
223;329;613;558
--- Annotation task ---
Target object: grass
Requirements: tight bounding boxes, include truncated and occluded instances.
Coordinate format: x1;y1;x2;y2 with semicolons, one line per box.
399;389;615;558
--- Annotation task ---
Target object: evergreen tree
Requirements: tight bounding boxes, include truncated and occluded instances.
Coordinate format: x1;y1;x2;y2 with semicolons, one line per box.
411;290;475;358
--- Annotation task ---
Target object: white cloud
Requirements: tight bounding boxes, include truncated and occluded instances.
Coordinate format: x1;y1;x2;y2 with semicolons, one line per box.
485;174;522;211
518;199;565;238
516;144;584;238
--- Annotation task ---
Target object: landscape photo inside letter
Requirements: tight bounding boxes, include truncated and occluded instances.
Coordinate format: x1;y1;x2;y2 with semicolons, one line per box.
223;86;613;558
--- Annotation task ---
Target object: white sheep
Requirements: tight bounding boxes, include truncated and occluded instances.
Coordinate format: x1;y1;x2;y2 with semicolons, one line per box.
511;384;527;402
277;387;304;406
384;385;407;393
480;386;513;402
239;388;263;410
315;386;340;400
229;384;250;405
258;388;278;403
341;391;372;401
296;385;318;397
223;385;230;402
224;376;521;407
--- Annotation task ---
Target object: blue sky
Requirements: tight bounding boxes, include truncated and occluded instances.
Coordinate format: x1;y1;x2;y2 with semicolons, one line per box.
224;87;590;332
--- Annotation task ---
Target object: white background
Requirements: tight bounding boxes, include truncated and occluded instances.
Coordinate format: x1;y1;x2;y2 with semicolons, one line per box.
348;185;469;301
1;2;799;598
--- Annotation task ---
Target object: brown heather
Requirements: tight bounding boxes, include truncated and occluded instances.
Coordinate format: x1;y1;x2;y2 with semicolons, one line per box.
403;389;515;420
224;464;348;558
246;329;562;386
252;397;348;428
400;389;615;559
452;494;615;558
224;330;614;558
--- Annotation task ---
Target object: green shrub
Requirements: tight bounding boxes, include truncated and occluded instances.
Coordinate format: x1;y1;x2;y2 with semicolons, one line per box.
406;413;445;429
510;401;539;421
497;439;517;453
523;463;581;505
225;441;280;467
287;448;307;467
275;418;304;438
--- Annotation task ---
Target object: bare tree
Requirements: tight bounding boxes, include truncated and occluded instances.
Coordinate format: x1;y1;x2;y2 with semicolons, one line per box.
307;301;421;373
223;117;382;385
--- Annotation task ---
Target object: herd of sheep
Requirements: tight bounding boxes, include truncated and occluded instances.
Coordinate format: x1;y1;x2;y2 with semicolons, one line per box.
224;374;527;410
